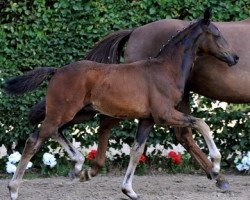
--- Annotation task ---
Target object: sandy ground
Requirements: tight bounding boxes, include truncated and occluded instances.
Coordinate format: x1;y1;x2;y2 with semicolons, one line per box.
0;174;249;200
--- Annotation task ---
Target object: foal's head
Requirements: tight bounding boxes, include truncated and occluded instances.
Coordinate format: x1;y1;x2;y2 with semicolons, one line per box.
198;8;239;66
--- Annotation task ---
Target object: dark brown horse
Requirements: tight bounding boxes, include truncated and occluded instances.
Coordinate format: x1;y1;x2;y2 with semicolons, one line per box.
5;10;238;199
28;15;246;187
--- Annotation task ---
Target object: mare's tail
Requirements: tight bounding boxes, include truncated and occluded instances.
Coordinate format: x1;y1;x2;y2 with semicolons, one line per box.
4;67;57;95
85;29;134;63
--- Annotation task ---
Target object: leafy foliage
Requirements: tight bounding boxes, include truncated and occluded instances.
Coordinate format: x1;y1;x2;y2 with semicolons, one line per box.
1;0;250;170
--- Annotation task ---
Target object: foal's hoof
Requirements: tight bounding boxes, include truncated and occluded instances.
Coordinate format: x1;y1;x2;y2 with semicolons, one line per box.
216;175;230;190
121;188;141;200
79;170;91;182
8;182;19;200
68;170;76;180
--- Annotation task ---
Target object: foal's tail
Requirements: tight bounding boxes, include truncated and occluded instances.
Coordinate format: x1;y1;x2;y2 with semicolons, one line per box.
4;67;57;95
28;99;46;125
85;29;134;63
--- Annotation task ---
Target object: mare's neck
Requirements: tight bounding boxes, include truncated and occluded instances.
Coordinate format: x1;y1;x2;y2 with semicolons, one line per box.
156;23;203;92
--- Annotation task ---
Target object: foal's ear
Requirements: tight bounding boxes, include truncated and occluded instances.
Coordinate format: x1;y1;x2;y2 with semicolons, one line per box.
203;8;212;25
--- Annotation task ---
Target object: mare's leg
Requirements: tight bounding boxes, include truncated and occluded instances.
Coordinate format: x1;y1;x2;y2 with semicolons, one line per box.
8;119;58;200
121;119;154;200
163;110;221;177
80;116;121;181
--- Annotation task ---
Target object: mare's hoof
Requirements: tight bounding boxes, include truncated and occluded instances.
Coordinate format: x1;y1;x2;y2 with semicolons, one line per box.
79;170;91;182
216;174;230;190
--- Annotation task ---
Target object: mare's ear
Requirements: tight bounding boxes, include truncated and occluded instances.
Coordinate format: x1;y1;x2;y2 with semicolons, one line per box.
203;8;212;25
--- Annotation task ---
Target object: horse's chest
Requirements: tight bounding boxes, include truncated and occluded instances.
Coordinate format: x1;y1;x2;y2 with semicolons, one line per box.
156;81;183;103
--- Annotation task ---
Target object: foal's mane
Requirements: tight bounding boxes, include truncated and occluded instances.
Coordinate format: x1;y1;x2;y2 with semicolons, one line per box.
154;19;202;58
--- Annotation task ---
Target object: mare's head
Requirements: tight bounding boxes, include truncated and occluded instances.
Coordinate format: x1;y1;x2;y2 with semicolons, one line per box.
197;8;239;66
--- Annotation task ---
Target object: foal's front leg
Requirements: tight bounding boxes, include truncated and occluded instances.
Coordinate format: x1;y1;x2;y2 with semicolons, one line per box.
165;110;221;177
122;119;154;200
174;94;213;176
175;95;229;189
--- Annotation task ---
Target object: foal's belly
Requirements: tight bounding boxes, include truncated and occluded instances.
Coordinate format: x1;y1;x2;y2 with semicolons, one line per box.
91;98;150;119
90;84;150;119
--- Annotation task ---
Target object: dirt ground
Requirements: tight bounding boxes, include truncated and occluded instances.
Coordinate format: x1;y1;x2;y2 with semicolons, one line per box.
0;174;249;200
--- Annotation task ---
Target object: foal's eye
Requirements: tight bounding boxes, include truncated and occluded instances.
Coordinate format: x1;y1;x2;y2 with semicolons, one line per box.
214;34;220;39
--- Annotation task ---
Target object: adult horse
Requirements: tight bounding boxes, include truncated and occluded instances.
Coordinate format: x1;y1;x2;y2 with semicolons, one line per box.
5;10;238;199
28;14;247;186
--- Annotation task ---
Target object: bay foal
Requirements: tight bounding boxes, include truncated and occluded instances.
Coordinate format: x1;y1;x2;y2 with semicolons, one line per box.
29;17;247;186
5;9;238;199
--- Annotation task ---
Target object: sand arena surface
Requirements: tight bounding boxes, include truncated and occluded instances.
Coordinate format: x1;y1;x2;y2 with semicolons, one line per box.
0;174;249;200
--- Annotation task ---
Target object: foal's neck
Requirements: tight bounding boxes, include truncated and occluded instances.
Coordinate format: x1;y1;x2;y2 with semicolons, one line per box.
157;22;203;92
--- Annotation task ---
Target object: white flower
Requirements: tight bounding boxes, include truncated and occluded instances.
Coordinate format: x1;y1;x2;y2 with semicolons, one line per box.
8;152;21;164
247;151;250;158
211;101;228;110
236;163;244;171
6;162;17;174
0;144;7;159
109;147;122;157
43;153;57;168
146;144;155;156
242;156;248;165
26;162;33;169
243;165;250;170
171;144;186;155
235;151;250;172
218;102;228;110
106;151;114;161
155;144;164;153
121;143;130;155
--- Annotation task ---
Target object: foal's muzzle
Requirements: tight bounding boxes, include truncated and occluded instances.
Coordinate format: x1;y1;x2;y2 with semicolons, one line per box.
227;54;239;66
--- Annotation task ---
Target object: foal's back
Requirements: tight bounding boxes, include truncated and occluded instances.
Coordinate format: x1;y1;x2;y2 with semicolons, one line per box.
47;58;180;119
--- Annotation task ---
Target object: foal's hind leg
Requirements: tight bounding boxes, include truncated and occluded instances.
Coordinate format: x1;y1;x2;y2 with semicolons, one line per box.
8;120;57;200
122;119;154;200
80;116;121;181
55;109;97;179
53;132;85;179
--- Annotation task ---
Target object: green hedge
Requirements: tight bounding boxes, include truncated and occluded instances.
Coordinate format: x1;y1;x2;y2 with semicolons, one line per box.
1;0;250;169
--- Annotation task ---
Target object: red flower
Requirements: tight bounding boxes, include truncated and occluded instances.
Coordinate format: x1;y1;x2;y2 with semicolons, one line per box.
168;151;178;158
139;154;146;163
87;149;97;161
168;150;182;165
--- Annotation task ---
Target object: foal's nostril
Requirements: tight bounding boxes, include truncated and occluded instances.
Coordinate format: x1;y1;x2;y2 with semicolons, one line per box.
234;55;239;63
